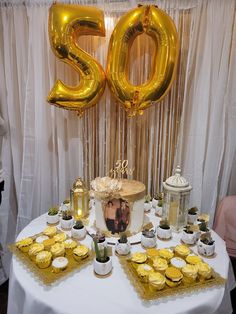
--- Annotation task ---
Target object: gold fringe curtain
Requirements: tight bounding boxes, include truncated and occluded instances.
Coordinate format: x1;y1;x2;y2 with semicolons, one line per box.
64;7;192;196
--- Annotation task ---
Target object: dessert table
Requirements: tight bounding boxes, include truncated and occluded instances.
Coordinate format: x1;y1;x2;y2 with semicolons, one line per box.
7;208;236;314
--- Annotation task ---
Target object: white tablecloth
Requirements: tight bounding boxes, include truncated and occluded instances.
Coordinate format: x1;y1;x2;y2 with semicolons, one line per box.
7;209;236;314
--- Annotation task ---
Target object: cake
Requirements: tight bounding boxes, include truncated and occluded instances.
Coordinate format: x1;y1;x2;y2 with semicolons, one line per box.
158;248;174;261
174;245;190;258
43;238;56;250
149;272;166;290
52;257;68;273
131;252;147;264
50;243;65;258
35;235;49;244
54;233;67;243
186;254;202;265
43;226;57;237
63;239;77;255
152;257;168;274
28;243;44;261
165;266;183;287
170;257;186;269
197;262;212;280
182;264;198;283
73;245;89;261
136;264;154;282
91;177;146;236
16;238;33;253
35;251;52;269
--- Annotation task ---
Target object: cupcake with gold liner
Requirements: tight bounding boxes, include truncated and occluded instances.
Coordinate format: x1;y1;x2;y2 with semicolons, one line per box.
64;239;77;255
54;233;67;243
35;251;52;269
43;226;57;238
73;245;89;261
197;262;212;281
43;238;56;250
165;266;183;287
16;237;33;253
35;235;49;244
149;271;166;291
186;254;202;265
170;257;186;269
174;244;190;259
28;243;44;261
146;248;159;260
136;263;154;282
158;248;174;262
131;252;147;264
52;257;68;273
182;264;198;284
152;257;168;274
50;243;65;258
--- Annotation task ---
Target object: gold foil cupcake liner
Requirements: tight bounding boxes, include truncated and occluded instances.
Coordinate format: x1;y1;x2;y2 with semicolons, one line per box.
9;231;94;286
118;246;226;301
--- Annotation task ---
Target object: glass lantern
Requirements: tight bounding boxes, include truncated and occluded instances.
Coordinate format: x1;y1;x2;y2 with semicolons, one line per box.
162;166;192;232
70;177;89;220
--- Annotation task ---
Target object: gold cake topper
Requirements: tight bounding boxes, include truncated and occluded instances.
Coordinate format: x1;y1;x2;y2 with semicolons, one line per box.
109;160;134;179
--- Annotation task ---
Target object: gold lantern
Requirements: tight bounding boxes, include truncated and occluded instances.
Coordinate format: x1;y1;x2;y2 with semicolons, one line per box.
70;178;89;220
162;166;192;232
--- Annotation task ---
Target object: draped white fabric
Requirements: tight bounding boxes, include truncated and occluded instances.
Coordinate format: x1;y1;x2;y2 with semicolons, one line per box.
174;1;236;225
0;0;236;283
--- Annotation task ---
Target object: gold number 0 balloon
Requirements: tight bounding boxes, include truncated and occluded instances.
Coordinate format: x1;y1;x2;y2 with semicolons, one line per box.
47;4;106;117
106;5;179;117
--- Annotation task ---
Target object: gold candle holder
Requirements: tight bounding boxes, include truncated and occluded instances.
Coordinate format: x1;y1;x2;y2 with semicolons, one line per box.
70;178;89;220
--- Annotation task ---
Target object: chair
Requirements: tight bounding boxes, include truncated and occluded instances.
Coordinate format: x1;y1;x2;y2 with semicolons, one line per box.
214;196;236;257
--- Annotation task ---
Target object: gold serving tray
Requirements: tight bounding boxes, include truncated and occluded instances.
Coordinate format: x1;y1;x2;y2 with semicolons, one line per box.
9;232;94;286
119;249;226;301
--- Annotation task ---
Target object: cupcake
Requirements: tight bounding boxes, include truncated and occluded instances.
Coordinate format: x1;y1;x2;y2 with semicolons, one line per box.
137;263;154;282
186;254;202;265
174;245;190;258
131;252;147;264
43;226;57;238
197;262;212;280
73;245;89;261
43;238;56;250
149;272;166;291
35;251;52;269
152;257;168;274
170;257;186;269
165;266;183;287
28;243;44;261
146;248;159;260
182;264;198;284
64;239;77;255
35;235;49;244
52;257;68;273
16;238;33;253
158;248;174;261
50;243;65;258
54;233;67;243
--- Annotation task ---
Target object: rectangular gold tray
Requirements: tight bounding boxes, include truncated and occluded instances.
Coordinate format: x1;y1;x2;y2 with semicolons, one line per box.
9;232;94;286
119;250;226;301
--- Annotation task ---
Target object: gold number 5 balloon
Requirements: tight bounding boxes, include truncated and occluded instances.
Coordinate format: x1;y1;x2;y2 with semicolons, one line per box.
47;4;106;117
106;5;179;117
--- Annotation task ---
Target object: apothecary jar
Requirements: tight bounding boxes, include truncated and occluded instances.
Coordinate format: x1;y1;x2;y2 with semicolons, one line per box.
162;166;192;232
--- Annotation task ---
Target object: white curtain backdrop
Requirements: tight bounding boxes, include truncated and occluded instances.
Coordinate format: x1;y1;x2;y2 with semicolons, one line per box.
0;0;236;283
174;1;236;225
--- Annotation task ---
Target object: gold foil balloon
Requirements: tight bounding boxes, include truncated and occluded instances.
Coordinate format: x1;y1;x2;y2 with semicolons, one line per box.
106;5;179;117
47;4;106;117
